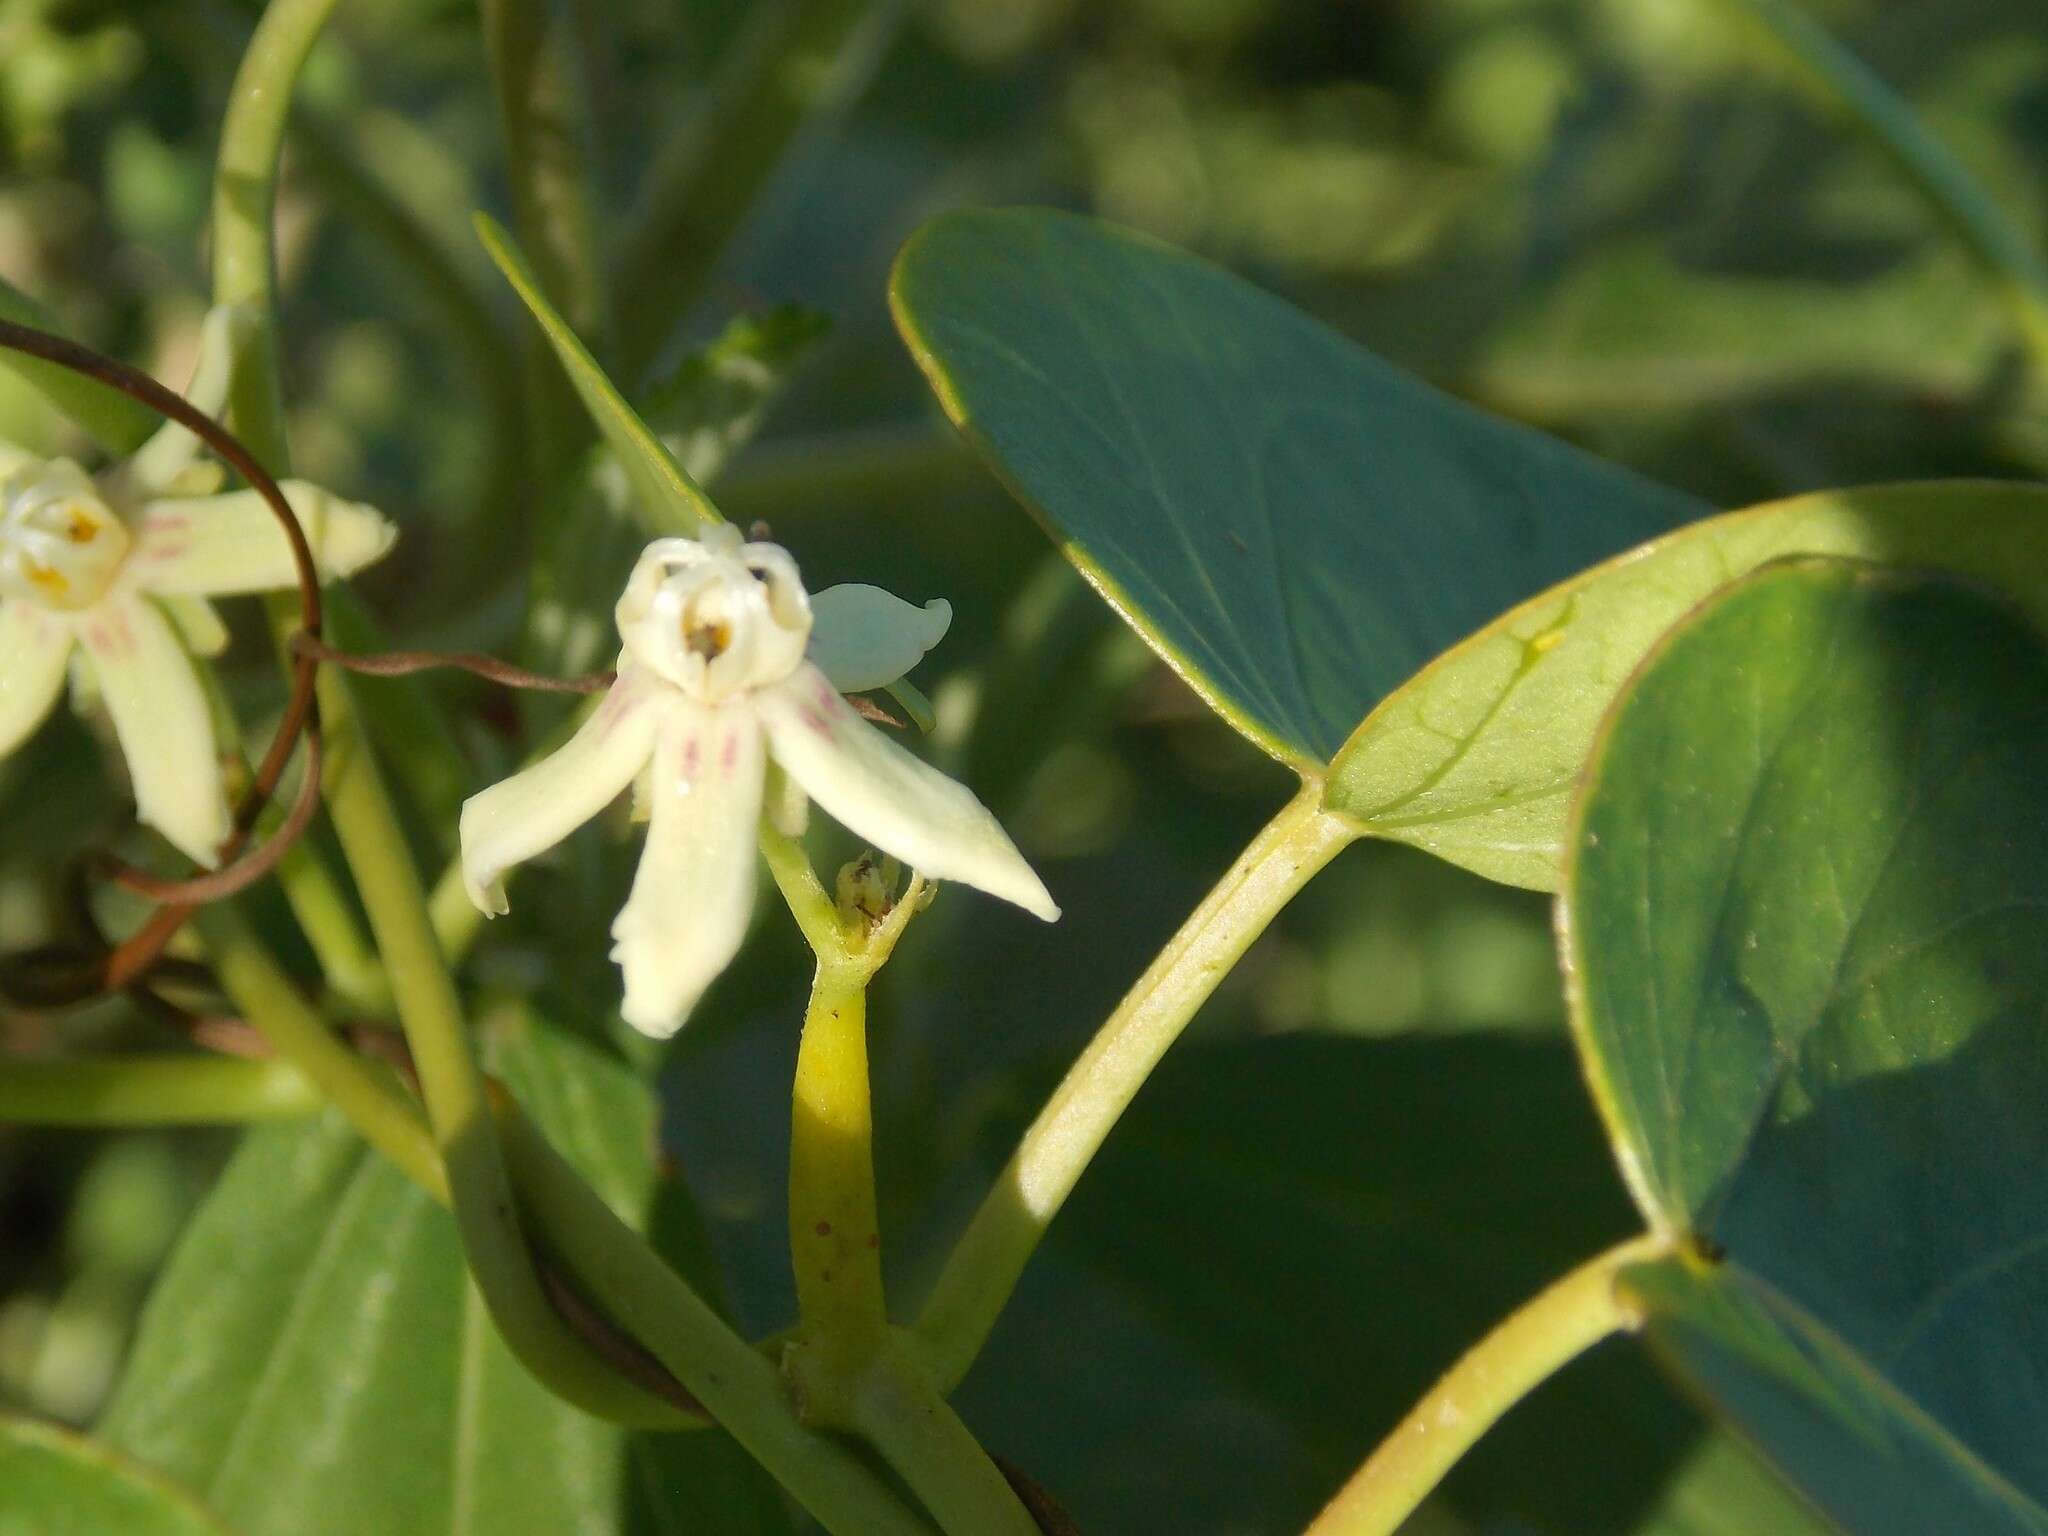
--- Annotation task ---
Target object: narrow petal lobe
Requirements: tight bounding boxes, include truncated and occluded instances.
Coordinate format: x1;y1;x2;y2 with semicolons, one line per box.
611;702;766;1037
0;598;74;757
807;585;952;693
756;663;1058;921
124;306;253;494
134;483;396;596
460;668;664;913
78;595;229;867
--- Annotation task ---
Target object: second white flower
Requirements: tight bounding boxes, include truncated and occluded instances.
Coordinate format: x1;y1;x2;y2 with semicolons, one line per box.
459;526;1058;1037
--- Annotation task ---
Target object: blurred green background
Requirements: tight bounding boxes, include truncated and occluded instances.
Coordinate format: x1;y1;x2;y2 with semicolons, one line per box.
1;0;2043;1530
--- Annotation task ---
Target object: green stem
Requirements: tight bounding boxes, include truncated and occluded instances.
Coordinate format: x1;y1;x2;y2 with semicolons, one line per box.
196;900;446;1199
613;0;899;382
1713;0;2048;361
498;1107;938;1536
275;837;390;1014
211;0;686;1432
915;781;1357;1387
851;1348;1040;1536
210;0;344;456
760;820;845;956
788;964;887;1361
203;907;931;1536
430;855;487;966
0;1054;322;1125
1302;1233;1673;1536
198;661;388;1013
316;666;691;1428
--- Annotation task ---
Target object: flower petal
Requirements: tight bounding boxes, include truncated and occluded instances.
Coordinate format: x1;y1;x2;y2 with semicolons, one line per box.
611;701;765;1037
0;438;34;478
133;483;397;596
0;598;75;757
756;663;1058;921
124;306;254;494
459;668;663;914
160;595;229;656
807;585;953;693
77;595;229;867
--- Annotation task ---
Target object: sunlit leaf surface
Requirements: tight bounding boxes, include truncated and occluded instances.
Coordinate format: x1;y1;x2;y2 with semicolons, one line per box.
1564;558;2048;1533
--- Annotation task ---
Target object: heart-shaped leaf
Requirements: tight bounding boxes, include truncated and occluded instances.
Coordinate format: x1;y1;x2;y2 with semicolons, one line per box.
889;207;1708;774
1562;557;2048;1533
99;1007;788;1536
0;1417;229;1536
1333;479;2048;888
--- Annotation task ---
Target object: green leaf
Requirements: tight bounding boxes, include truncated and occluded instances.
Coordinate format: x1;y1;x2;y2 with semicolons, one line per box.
1046;1034;1825;1535
0;1417;229;1536
475;213;722;537
0;278;158;454
1561;558;2048;1532
99;1008;788;1536
1331;480;2048;889
887;207;1707;773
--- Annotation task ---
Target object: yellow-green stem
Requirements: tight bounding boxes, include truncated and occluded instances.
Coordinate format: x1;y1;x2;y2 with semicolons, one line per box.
211;0;342;458
852;1347;1040;1536
0;1054;322;1125
915;781;1357;1387
212;0;686;1432
789;965;887;1361
1302;1233;1674;1536
201;906;934;1536
195;901;446;1199
497;1107;937;1536
315;666;690;1428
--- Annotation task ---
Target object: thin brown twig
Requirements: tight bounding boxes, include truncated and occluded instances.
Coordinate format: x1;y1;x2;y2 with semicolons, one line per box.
292;633;613;694
0;319;326;997
99;728;325;903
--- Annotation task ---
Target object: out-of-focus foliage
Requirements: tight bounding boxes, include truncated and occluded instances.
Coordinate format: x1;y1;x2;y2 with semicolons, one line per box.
3;0;2044;1531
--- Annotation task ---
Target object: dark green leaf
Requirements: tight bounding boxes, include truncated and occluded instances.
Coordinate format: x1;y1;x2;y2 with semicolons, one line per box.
98;1008;788;1536
888;207;1707;772
1046;1034;1825;1535
1563;558;2048;1532
1332;480;2048;888
0;1417;229;1536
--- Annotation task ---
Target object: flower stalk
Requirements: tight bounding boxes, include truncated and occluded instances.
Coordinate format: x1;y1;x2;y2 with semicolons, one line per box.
915;780;1358;1389
0;1053;323;1126
788;965;888;1364
1302;1232;1675;1536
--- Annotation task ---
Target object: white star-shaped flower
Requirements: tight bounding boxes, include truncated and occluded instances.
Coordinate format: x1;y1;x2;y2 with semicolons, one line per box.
0;307;396;867
459;526;1059;1036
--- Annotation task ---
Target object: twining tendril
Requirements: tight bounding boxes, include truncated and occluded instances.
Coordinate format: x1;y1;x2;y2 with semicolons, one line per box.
290;633;614;693
0;319;324;997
